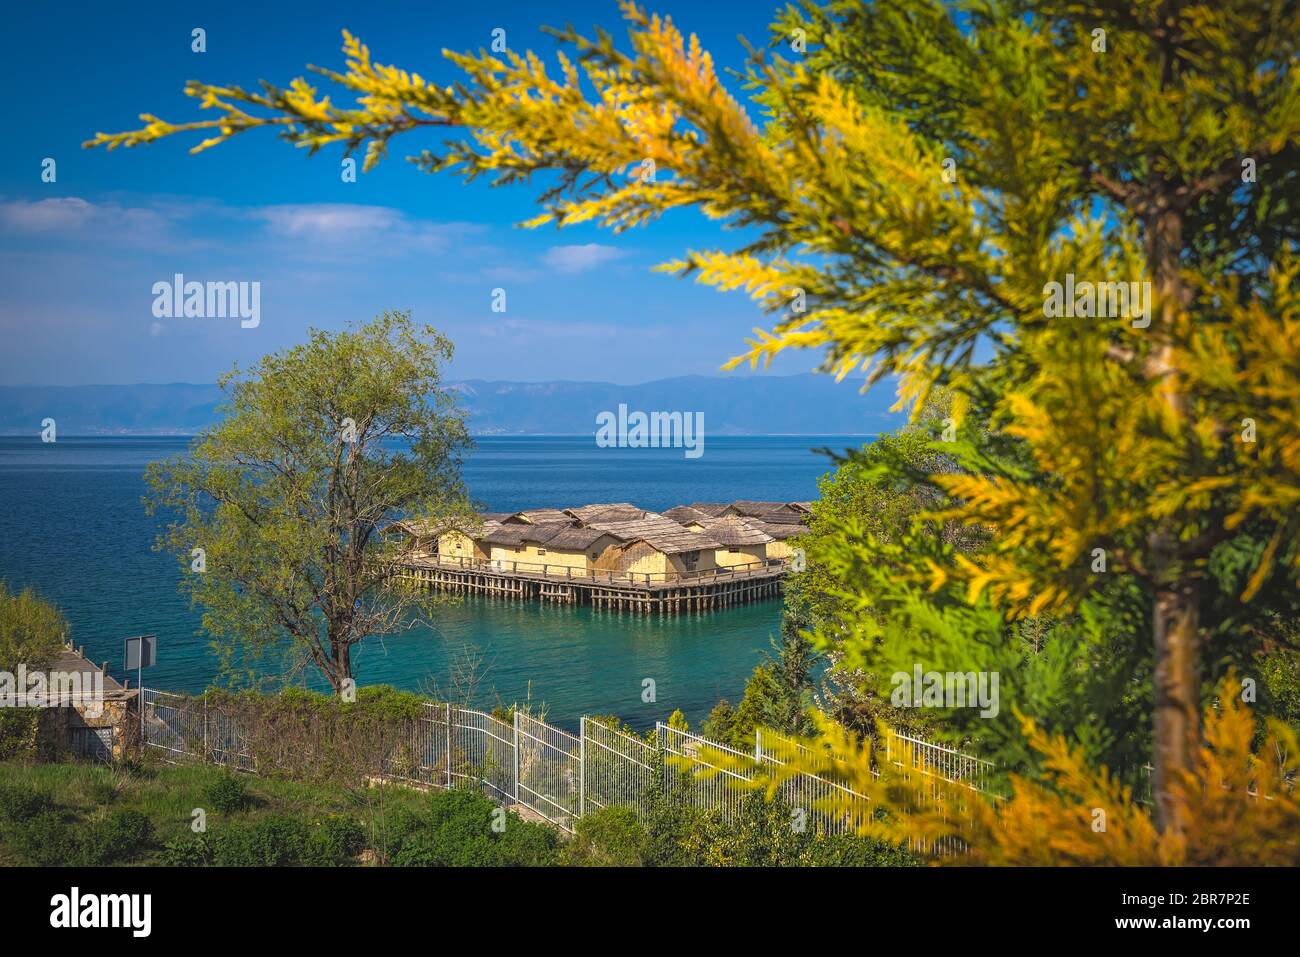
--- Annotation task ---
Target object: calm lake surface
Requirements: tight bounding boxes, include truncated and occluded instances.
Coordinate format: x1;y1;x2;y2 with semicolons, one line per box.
0;435;862;730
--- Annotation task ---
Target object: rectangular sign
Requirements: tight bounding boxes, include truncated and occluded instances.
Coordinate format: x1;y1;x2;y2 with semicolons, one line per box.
123;634;157;671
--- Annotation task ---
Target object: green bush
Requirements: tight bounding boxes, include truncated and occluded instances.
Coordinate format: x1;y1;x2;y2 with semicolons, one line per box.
561;807;647;866
88;809;154;864
0;784;46;823
204;774;251;814
387;788;557;867
0;712;42;761
211;816;308;867
160;834;212;866
628;781;919;867
6;810;75;865
300;815;365;866
4;807;157;866
210;813;363;866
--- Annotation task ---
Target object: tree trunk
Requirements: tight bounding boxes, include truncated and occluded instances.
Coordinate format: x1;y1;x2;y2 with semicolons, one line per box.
1150;581;1200;835
1146;203;1200;835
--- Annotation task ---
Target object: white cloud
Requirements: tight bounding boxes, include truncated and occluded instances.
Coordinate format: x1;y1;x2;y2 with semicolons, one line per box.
0;197;180;243
540;243;626;275
252;204;405;239
250;203;480;254
0;197;98;231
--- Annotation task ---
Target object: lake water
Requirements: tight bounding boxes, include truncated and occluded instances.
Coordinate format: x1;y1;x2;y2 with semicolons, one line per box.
0;435;860;730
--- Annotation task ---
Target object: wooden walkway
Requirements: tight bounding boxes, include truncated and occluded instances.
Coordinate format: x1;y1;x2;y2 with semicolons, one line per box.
395;556;786;613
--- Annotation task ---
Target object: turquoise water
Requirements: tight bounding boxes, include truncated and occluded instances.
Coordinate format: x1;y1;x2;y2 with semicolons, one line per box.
0;435;856;729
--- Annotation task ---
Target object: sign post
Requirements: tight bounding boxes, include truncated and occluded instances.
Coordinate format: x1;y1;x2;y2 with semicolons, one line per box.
124;635;157;747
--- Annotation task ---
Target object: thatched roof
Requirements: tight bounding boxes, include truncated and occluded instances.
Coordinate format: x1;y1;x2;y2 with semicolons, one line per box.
663;505;710;524
754;510;806;526
726;500;797;517
507;508;574;525
482;524;539;547
742;518;807;541
566;503;647;525
388;514;501;539
482;521;613;552
588;514;722;554
694;516;773;547
688;502;730;517
543;526;615;550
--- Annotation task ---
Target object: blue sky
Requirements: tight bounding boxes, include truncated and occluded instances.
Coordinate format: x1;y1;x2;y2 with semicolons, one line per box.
0;0;835;386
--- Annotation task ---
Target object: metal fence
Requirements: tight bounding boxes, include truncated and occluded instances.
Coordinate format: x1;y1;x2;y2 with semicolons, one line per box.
580;718;659;819
658;723;762;823
756;729;875;835
515;711;581;829
140;688;990;841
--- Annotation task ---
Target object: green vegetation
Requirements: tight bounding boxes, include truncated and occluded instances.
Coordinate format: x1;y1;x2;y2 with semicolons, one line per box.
0;580;67;673
0;583;70;761
0;757;908;867
0;758;551;867
143;310;472;693
561;792;915;868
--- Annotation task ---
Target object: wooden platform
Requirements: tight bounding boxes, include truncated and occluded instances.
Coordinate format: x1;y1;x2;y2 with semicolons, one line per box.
395;558;785;613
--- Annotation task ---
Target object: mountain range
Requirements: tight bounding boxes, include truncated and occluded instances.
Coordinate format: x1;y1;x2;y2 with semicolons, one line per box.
0;375;898;436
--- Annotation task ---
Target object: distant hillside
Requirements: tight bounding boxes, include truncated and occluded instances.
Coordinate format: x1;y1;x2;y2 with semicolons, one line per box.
0;375;898;436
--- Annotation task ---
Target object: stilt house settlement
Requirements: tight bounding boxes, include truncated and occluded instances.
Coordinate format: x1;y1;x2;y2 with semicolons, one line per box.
388;501;812;613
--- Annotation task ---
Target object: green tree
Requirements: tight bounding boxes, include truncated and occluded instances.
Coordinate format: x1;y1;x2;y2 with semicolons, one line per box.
89;1;1300;839
144;311;470;692
0;583;68;758
0;581;67;673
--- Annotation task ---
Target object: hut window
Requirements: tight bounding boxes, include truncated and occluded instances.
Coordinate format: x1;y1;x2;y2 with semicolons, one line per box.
590;553;598;560
537;548;547;556
727;547;740;553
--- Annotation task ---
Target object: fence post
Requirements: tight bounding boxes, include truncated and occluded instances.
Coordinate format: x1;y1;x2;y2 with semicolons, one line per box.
445;703;452;788
512;710;521;803
578;717;586;819
203;695;209;762
755;728;762;762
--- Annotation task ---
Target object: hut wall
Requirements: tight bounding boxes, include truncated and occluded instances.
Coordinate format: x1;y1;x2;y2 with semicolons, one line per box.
598;541;668;578
667;549;716;575
437;530;484;562
765;539;795;560
489;544;528;568
714;544;768;568
522;544;590;576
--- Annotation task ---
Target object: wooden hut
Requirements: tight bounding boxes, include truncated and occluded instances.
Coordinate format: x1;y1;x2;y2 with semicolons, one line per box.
587;514;721;580
532;525;621;577
739;518;806;560
481;521;619;577
675;514;774;568
386;518;442;559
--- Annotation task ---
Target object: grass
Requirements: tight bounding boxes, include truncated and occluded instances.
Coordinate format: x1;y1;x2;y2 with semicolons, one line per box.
0;757;436;866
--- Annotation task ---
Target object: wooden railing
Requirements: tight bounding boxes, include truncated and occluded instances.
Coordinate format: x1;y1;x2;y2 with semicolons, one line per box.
399;551;788;586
